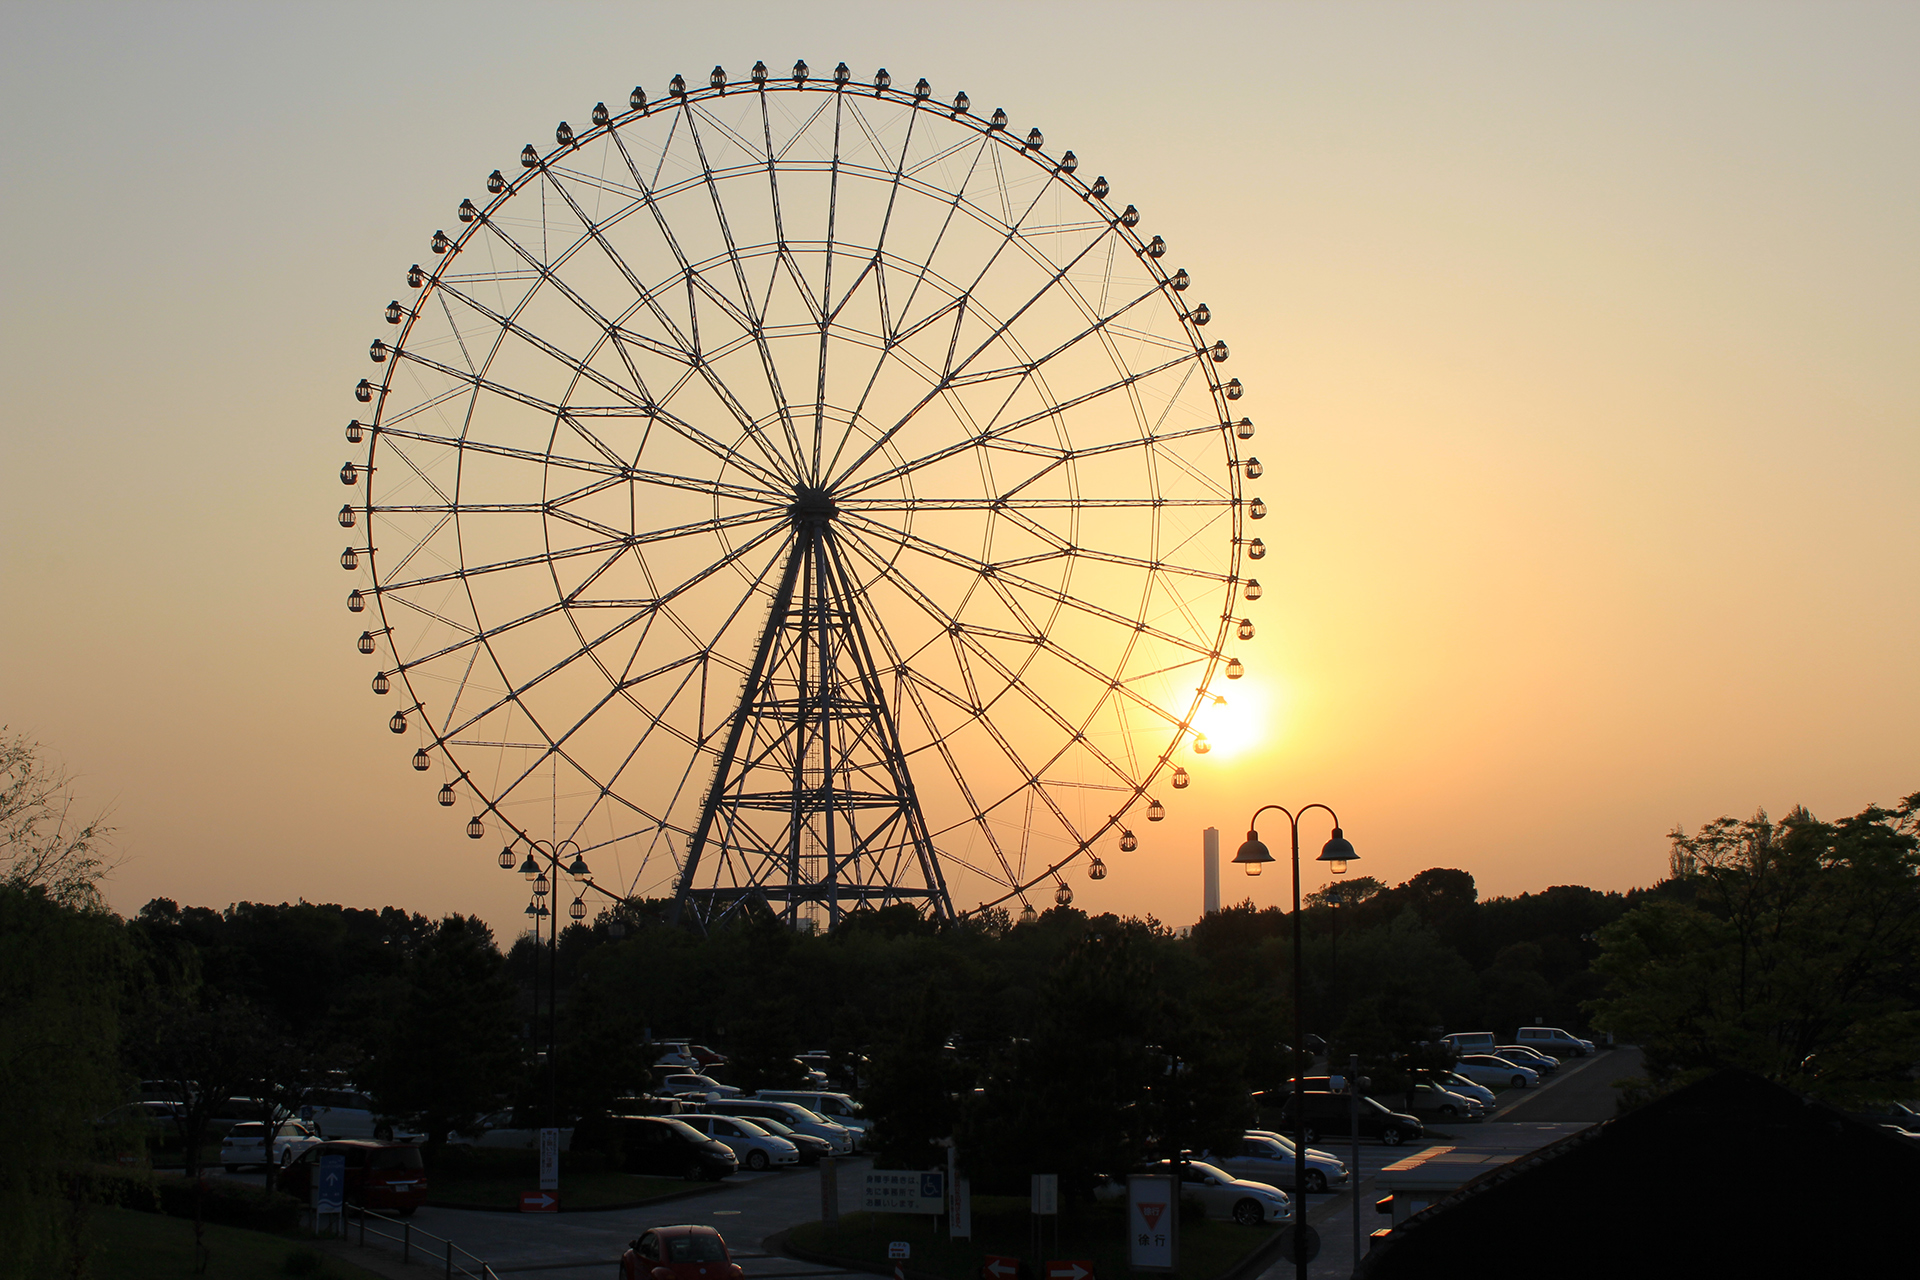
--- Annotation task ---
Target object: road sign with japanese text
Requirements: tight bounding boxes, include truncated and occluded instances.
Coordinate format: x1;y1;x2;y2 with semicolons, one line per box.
1127;1174;1177;1273
862;1169;945;1214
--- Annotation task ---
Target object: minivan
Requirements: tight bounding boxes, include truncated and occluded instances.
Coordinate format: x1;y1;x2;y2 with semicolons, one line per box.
1515;1027;1594;1058
754;1090;868;1144
1439;1032;1497;1056
277;1140;429;1215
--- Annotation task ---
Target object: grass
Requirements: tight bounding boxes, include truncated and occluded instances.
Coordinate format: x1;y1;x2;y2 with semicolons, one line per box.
789;1195;1276;1280
426;1147;688;1210
83;1206;384;1280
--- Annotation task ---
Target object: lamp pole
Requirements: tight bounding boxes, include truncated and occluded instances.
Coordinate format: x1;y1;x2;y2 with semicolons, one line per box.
1233;805;1357;1279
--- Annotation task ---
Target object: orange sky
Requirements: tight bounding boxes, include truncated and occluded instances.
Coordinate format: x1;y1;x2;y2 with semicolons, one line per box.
3;2;1915;938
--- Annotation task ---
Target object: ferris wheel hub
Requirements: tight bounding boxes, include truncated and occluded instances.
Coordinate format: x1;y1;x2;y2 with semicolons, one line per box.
788;486;839;523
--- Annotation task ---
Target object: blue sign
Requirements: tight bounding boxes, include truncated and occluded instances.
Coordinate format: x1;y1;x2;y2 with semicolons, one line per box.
317;1153;346;1213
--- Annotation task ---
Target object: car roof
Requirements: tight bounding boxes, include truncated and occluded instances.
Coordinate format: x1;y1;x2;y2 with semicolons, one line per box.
649;1224;723;1238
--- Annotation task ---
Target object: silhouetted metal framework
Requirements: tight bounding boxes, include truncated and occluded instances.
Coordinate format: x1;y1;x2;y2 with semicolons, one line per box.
337;62;1260;929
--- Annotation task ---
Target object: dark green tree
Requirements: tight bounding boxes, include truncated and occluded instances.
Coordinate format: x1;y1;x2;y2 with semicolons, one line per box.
1590;797;1920;1103
363;915;520;1160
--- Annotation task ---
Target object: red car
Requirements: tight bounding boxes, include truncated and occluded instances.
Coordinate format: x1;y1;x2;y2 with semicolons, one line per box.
619;1225;745;1280
277;1139;429;1216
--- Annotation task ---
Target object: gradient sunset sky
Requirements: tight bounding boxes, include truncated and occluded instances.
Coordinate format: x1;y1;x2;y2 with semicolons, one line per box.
3;1;1915;937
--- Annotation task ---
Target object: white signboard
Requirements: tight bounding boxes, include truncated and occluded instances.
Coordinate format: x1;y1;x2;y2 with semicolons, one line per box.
948;1147;972;1239
1127;1174;1178;1273
538;1127;560;1191
1031;1173;1058;1215
863;1169;945;1214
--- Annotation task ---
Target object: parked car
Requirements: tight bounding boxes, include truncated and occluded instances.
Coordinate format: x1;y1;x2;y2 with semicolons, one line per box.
662;1073;740;1100
1455;1055;1540;1090
1404;1080;1486;1121
730;1113;832;1165
1206;1132;1349;1194
1139;1159;1292;1226
221;1119;323;1170
719;1099;856;1154
1515;1026;1594;1059
574;1114;737;1181
277;1140;428;1215
1439;1032;1499;1056
680;1114;799;1171
1494;1045;1560;1075
654;1047;701;1070
1272;1090;1424;1146
1435;1072;1499;1106
619;1225;745;1280
297;1088;418;1142
452;1110;576;1150
752;1090;868;1144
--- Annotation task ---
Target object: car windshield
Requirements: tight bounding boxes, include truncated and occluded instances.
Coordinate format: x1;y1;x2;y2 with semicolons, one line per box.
662;1118;706;1142
227;1123;266;1137
730;1118;770;1137
755;1118;794;1136
665;1235;727;1263
370;1147;424;1170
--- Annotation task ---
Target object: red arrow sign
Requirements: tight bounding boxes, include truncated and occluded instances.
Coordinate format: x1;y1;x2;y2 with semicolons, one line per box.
1047;1262;1094;1280
519;1190;558;1212
983;1255;1021;1280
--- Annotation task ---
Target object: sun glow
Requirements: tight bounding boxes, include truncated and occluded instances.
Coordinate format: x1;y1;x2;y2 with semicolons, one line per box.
1191;677;1275;760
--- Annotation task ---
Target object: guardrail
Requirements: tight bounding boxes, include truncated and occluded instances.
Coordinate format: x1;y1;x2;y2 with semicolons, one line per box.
318;1204;499;1279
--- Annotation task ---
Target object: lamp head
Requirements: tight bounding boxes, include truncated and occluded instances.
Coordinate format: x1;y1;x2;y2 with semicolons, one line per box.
1232;830;1273;877
1316;826;1357;876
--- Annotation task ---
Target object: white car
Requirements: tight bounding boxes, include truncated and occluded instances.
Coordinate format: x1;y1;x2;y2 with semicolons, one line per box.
752;1090;868;1145
1208;1132;1350;1194
721;1099;857;1154
681;1114;800;1171
1455;1055;1541;1090
220;1119;322;1170
662;1073;740;1099
1142;1159;1292;1226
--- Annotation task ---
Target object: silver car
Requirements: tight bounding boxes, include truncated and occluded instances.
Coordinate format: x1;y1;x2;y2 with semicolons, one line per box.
1145;1159;1292;1226
1210;1132;1350;1194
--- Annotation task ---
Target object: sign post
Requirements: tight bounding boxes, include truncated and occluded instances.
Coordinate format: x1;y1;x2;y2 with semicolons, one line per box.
947;1147;971;1240
538;1126;560;1192
1126;1174;1177;1273
316;1152;346;1238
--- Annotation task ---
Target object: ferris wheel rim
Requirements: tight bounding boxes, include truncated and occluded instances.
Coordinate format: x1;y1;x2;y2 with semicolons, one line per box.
345;65;1255;919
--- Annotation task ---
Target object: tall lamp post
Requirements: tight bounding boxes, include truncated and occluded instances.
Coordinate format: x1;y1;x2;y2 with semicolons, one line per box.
1233;805;1357;1278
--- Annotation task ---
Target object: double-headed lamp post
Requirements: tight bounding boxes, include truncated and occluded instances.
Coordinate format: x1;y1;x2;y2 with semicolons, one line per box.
1232;804;1357;1277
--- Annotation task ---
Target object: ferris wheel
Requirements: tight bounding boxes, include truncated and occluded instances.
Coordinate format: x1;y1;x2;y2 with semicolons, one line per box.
337;61;1264;931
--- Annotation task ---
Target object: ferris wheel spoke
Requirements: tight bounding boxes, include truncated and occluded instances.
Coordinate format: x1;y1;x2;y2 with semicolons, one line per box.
603;128;809;478
834;349;1205;498
834;511;1221;654
827;550;1029;889
831;235;1151;488
673;99;811;471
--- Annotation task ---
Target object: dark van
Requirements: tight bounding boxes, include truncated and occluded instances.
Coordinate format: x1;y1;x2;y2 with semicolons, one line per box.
277;1140;428;1215
572;1114;737;1181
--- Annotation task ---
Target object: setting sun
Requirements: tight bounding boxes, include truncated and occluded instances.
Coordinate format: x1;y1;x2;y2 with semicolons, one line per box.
1191;678;1276;762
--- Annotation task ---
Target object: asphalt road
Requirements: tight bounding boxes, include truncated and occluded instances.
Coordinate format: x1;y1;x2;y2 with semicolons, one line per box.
339;1158;871;1280
1256;1048;1643;1279
288;1051;1649;1280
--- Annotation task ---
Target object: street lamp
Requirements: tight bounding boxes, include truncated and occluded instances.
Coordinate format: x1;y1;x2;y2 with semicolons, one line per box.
1232;804;1357;1277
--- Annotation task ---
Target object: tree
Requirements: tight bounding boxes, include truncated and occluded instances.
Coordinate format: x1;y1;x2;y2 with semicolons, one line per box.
1;731;113;909
362;915;520;1161
1591;797;1920;1103
0;884;129;1280
862;983;962;1169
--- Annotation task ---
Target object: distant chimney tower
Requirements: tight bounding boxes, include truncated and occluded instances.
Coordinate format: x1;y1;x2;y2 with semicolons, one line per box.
1203;827;1221;915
